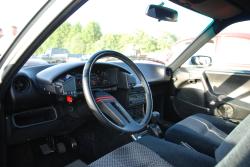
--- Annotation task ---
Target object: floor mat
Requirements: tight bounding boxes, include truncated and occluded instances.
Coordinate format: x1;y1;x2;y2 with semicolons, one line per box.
72;120;132;163
7;120;132;167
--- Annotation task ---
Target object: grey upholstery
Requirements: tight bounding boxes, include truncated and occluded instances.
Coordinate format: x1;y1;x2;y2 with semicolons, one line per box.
216;128;250;167
89;135;215;167
215;114;250;161
89;141;173;167
165;113;236;156
88;116;250;167
137;135;216;167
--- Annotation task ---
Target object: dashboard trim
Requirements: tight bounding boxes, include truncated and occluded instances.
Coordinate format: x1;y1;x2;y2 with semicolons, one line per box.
11;106;58;128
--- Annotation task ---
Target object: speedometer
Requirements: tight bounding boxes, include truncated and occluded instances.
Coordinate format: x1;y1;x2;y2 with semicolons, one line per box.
90;70;112;88
91;73;100;87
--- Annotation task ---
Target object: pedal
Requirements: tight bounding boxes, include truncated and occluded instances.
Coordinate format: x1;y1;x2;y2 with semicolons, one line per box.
62;136;78;150
40;144;54;155
57;142;66;154
70;138;78;149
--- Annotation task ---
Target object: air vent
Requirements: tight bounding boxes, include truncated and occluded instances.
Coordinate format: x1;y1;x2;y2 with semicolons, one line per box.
166;68;172;77
13;76;30;92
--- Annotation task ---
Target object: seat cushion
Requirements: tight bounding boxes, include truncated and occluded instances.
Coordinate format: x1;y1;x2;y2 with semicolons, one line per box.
89;135;215;167
165;114;236;157
89;141;173;167
138;135;216;167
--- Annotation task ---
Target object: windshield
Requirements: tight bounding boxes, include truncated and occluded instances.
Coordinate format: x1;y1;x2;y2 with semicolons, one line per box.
29;0;213;66
0;0;48;57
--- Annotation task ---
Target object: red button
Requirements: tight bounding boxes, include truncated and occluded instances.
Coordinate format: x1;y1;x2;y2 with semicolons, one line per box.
66;96;73;103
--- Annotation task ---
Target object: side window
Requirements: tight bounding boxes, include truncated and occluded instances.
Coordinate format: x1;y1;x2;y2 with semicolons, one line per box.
213;36;250;69
182;40;216;67
182;21;250;70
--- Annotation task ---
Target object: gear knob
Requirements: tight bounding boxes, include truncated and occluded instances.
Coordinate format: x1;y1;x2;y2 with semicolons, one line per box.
151;111;160;124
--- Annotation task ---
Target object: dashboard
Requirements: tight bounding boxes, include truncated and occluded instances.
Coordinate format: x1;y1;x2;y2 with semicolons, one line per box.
52;65;120;96
8;61;172;144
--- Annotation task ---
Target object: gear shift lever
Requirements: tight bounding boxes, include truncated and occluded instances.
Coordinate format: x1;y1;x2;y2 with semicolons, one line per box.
151;111;160;124
149;111;162;137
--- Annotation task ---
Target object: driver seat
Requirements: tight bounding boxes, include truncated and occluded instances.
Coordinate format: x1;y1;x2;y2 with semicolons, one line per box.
68;113;250;167
88;136;215;167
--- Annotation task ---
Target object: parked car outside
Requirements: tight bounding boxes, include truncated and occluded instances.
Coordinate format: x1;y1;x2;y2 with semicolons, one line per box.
41;48;69;63
66;54;84;62
168;32;250;69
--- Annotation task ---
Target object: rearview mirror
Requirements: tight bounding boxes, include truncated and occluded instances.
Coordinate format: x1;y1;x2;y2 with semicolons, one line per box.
146;4;178;22
191;55;212;66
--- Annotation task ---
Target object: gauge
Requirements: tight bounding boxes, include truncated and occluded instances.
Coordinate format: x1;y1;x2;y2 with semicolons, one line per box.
87;68;118;88
90;73;101;87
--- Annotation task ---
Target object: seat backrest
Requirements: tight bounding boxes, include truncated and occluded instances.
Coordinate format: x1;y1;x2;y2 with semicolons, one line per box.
216;128;250;167
215;115;250;166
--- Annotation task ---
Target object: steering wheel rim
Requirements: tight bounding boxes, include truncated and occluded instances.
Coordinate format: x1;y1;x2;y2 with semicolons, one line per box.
82;50;153;133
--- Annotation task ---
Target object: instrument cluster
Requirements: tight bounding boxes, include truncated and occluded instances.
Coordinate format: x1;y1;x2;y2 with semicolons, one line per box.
53;67;119;96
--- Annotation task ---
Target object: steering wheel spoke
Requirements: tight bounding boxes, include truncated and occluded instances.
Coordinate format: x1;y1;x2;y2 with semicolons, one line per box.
95;92;136;126
97;100;129;127
113;101;135;123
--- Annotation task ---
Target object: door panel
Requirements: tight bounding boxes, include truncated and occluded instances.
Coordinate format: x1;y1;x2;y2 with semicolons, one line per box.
204;71;250;103
172;67;250;121
172;68;211;118
203;71;250;120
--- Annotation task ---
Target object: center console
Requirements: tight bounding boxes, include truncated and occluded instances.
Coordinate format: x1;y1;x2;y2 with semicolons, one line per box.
113;85;145;120
127;86;145;119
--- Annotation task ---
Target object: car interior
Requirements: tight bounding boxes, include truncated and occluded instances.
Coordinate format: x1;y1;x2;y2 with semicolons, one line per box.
1;0;250;167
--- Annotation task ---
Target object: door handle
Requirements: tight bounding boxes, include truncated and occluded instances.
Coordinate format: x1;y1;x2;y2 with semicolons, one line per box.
187;79;197;84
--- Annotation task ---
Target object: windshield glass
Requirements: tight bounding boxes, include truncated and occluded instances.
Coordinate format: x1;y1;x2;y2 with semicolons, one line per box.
29;0;213;66
0;0;48;57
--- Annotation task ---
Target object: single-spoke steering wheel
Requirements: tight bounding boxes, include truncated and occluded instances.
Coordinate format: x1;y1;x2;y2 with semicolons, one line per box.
82;50;153;133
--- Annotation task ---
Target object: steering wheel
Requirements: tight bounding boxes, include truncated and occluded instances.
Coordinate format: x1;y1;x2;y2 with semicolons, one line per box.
82;50;153;133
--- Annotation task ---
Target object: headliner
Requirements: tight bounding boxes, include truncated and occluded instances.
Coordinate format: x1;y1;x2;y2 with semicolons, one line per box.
170;0;250;20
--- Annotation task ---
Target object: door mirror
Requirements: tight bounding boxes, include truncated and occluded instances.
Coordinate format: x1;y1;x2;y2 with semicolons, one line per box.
146;4;178;22
191;55;212;66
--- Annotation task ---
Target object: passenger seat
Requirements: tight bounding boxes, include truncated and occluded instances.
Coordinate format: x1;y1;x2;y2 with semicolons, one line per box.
165;113;238;156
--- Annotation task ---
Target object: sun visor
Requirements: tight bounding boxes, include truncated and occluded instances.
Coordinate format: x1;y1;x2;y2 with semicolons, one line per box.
171;0;241;19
